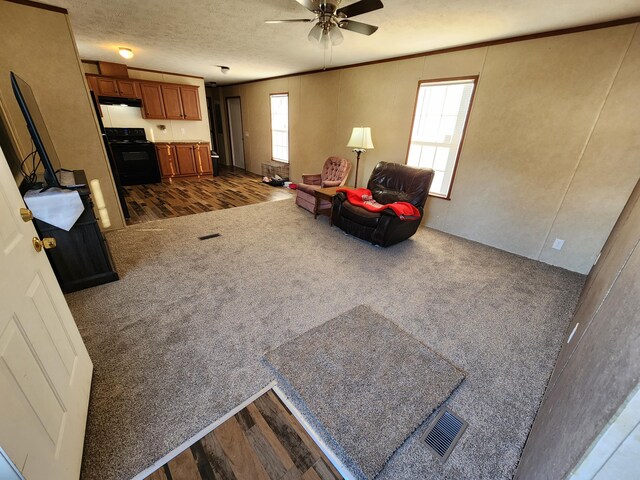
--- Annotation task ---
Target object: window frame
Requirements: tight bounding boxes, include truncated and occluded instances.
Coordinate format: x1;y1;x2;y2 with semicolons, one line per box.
269;92;290;164
405;76;478;200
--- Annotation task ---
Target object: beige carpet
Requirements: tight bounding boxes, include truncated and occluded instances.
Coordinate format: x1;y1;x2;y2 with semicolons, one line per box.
266;304;465;479
66;198;584;480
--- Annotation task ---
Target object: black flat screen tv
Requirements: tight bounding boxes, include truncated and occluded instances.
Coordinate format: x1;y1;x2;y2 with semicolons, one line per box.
10;71;63;188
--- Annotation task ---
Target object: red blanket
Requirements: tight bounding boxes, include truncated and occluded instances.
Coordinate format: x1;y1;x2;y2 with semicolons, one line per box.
337;188;421;221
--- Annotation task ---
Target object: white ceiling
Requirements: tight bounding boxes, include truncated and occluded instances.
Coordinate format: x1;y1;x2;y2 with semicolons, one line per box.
50;0;640;84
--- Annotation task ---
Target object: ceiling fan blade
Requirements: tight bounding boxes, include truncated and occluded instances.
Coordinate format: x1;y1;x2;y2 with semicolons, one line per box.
308;23;323;42
339;20;378;35
265;19;313;23
336;0;383;18
296;0;321;12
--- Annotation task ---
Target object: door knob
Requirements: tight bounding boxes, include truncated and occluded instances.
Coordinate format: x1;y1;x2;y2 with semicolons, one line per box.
32;237;56;252
20;208;33;222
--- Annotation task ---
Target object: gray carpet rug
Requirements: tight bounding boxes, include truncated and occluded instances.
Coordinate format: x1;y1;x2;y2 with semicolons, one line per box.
265;305;465;479
66;198;585;480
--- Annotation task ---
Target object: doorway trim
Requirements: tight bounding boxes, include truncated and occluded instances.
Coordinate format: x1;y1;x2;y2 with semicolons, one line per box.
225;96;246;170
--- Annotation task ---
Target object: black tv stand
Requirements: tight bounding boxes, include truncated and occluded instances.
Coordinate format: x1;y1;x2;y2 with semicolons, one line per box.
29;170;119;293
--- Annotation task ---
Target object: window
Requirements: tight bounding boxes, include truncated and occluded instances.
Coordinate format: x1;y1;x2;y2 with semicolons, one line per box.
407;78;476;198
270;93;289;163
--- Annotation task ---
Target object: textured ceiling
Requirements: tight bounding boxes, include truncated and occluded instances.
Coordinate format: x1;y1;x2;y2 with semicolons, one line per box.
50;0;640;84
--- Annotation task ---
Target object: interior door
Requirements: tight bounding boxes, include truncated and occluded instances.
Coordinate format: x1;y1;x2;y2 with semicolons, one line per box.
226;97;245;169
0;146;93;480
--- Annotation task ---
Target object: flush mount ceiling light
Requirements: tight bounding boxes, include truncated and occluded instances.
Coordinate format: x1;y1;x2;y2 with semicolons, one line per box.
217;65;230;74
118;47;134;59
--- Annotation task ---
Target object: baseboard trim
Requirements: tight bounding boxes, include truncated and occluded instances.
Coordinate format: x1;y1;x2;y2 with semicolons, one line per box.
130;381;276;480
272;385;356;480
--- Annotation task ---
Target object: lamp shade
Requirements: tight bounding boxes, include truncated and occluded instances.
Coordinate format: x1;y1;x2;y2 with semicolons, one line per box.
347;127;374;150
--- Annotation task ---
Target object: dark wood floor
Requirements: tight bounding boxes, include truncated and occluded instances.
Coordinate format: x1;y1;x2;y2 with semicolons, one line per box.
124;167;293;225
144;390;343;480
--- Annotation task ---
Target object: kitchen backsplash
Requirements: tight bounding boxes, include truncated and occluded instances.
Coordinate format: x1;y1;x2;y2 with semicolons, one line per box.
101;104;212;143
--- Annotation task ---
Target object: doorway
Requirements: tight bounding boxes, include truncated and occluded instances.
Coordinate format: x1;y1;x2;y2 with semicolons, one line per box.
226;97;245;169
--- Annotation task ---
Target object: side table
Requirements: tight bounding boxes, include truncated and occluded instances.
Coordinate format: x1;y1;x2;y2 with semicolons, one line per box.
314;186;353;225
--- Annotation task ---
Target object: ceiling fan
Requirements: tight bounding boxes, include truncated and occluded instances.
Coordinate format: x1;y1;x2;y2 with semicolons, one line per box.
266;0;384;49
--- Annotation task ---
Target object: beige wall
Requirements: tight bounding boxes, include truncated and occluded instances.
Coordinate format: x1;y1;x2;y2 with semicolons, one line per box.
83;65;213;145
0;2;125;230
221;24;640;273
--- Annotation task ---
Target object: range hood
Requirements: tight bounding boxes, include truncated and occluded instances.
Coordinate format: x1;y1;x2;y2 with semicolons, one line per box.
98;96;142;107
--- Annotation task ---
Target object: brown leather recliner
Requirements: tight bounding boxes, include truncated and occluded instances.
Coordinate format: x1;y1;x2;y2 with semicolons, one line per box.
332;161;434;247
295;157;351;213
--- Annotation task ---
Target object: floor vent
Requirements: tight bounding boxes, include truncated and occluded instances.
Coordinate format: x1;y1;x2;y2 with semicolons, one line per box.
198;233;221;240
421;408;467;462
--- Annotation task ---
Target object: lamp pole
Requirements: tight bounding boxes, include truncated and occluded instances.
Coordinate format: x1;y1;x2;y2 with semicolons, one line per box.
353;149;364;187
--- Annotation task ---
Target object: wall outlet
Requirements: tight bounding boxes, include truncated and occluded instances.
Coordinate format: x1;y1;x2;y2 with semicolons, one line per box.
552;238;565;250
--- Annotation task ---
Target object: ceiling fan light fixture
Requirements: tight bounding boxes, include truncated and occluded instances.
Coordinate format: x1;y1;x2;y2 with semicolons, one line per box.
308;23;323;42
330;25;343;46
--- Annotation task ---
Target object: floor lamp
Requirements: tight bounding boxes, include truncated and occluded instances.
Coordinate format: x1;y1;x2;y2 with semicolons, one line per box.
347;127;374;188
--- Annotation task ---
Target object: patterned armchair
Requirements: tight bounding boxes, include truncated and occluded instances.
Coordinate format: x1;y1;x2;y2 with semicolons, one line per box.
295;157;351;214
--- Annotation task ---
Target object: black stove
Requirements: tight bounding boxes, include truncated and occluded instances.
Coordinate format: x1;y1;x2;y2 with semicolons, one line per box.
105;128;160;186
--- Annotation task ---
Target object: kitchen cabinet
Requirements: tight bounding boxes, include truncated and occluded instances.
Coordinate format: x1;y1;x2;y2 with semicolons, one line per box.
155;144;177;177
161;85;184;120
194;143;212;174
180;86;201;120
155;142;211;178
140;83;166;119
95;77;119;96
86;74;200;121
175;144;198;176
88;75;141;98
160;85;201;120
117;80;139;97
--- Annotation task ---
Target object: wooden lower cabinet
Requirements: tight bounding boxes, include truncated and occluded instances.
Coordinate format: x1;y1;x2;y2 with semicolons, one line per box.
155;142;211;179
194;143;213;174
175;144;198;176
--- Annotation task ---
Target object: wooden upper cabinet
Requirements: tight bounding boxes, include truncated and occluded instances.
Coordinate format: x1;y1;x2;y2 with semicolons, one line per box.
86;75;100;94
174;144;198;176
96;77;119;96
180;86;201;120
117;80;139;98
161;85;184;120
140;83;166;119
86;74;201;121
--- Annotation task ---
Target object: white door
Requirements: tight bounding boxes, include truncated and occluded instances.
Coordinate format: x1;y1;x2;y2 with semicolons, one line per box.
226;97;245;169
0;146;92;480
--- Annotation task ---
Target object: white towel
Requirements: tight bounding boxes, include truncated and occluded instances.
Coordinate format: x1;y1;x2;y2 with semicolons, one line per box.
24;188;85;231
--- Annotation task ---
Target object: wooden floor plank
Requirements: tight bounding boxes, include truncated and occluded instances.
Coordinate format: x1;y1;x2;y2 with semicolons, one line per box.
213;416;271;480
200;431;238;480
266;391;324;462
245;424;289;479
143;392;343;480
124;167;293;225
246;403;296;471
167;449;203;480
253;395;317;473
190;441;217;480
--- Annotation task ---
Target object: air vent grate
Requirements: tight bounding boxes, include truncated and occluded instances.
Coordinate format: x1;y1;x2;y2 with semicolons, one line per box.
421;408;467;462
198;233;221;240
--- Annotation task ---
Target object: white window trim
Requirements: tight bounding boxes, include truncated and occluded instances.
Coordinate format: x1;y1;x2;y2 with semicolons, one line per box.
270;93;289;164
406;77;477;199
